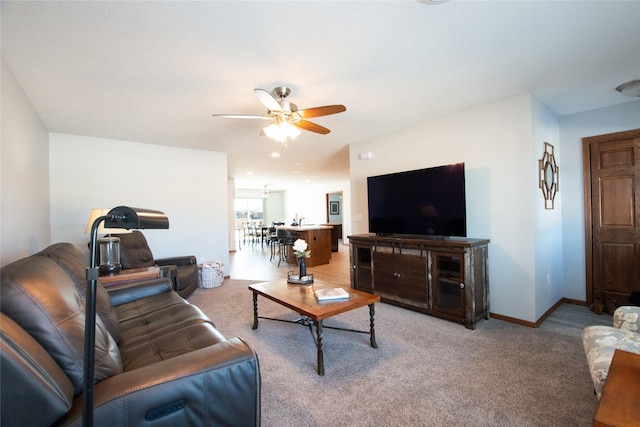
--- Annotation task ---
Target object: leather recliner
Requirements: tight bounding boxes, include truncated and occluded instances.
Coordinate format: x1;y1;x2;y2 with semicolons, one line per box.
1;243;261;426
112;230;199;298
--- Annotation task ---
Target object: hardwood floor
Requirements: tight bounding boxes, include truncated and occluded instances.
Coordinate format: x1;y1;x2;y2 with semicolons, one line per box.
228;239;612;330
228;240;351;286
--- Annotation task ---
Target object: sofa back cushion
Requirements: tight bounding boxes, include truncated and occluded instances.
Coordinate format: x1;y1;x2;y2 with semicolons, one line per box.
1;254;122;396
37;242;121;342
114;231;155;269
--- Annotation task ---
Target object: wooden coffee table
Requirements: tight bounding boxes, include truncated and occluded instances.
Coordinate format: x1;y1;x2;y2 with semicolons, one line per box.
249;279;381;375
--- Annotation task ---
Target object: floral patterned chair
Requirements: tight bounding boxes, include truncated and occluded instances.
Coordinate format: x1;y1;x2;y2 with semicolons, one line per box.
582;306;640;398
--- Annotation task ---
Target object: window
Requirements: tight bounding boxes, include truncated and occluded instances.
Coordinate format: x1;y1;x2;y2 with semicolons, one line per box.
235;198;264;221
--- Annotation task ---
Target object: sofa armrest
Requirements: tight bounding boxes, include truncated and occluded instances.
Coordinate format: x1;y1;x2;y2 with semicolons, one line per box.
613;306;640;332
156;256;197;267
58;338;261;427
107;278;172;307
158;264;177;280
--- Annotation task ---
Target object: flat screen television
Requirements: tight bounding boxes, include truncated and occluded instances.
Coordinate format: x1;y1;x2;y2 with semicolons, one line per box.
367;163;466;237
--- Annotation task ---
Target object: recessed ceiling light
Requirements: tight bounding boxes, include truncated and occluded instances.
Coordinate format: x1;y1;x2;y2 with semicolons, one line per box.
247;171;254;175
271;152;280;158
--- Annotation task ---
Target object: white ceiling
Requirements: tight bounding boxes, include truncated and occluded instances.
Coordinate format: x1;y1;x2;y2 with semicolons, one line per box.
2;1;639;189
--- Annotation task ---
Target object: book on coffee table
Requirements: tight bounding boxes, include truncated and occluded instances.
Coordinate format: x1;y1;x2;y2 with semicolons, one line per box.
314;287;350;301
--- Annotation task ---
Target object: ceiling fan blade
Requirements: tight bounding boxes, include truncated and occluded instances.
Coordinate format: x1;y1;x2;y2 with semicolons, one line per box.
298;105;346;119
254;88;282;112
295;120;331;135
211;114;271;120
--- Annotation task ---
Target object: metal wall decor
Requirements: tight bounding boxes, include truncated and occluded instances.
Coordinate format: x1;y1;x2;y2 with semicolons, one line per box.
538;142;559;209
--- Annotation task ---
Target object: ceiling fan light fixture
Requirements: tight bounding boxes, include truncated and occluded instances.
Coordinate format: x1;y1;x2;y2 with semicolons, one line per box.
214;87;345;141
616;78;640;97
263;121;301;145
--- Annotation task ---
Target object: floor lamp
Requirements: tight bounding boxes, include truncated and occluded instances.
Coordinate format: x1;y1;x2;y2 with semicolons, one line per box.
84;206;169;427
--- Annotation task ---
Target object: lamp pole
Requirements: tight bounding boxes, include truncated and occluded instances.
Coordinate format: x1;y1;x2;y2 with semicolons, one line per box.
81;207;169;427
83;215;107;427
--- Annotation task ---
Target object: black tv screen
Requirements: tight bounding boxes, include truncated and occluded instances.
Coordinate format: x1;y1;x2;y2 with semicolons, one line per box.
367;163;466;237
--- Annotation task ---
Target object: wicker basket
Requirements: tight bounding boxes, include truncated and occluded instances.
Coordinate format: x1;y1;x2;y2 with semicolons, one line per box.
198;261;224;288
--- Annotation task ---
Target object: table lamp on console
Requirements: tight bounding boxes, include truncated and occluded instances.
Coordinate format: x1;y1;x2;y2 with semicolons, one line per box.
85;208;131;275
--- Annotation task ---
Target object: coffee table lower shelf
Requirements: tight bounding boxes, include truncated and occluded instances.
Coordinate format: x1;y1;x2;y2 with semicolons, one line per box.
249;280;380;376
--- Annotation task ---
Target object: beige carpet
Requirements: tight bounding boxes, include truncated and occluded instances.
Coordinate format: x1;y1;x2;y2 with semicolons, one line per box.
189;279;599;426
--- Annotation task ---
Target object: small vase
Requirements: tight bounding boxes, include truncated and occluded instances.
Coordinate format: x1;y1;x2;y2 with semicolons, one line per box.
299;257;307;278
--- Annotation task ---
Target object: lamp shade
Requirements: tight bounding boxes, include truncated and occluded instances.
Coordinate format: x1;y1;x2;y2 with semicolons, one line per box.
84;209;110;234
85;208;133;235
104;206;169;229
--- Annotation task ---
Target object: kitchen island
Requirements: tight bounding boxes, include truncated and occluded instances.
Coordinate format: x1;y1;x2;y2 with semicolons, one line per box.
277;225;333;267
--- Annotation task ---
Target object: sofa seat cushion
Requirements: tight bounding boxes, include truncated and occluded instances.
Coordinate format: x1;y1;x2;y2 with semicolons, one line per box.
582;325;640;398
114;291;187;322
120;322;227;370
117;303;213;347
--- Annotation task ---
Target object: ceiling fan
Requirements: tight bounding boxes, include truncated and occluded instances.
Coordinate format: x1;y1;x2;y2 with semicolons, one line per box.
212;87;346;144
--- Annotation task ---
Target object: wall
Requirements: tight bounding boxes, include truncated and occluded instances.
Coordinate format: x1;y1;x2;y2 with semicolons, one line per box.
349;94;640;323
49;133;230;272
264;191;285;225
228;178;237;251
1;58;51;266
284;180;351;241
350;93;538;321
531;96;564;320
559;100;640;302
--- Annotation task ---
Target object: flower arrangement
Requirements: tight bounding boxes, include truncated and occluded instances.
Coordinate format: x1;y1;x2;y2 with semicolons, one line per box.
292;239;311;259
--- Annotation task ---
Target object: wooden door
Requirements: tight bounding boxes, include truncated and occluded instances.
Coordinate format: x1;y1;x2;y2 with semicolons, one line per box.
583;129;640;313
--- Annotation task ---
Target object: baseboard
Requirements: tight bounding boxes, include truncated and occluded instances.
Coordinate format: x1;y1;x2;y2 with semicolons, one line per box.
561;297;588;307
490;297;588;328
489;312;537;328
533;299;565;327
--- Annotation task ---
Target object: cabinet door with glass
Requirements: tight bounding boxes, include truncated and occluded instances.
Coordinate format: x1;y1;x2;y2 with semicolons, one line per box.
431;252;465;317
351;243;373;292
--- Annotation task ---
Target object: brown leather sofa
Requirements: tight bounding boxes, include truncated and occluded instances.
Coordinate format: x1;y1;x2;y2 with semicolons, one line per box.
112;230;199;298
1;243;260;426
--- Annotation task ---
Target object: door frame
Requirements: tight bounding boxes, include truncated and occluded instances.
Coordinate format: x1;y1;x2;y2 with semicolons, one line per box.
582;128;640;306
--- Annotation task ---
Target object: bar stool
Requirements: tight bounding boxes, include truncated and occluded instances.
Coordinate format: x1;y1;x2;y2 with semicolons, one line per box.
276;230;297;267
